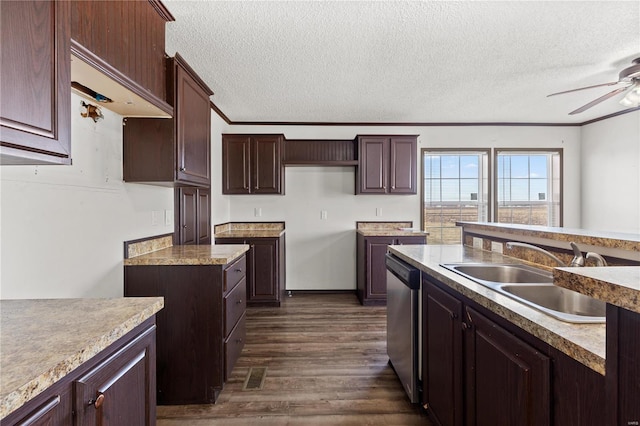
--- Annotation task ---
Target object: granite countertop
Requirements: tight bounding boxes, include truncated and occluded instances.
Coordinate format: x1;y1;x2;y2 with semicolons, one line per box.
124;244;249;266
356;221;429;237
554;266;640;314
388;244;606;375
214;222;285;239
456;221;640;252
0;297;164;419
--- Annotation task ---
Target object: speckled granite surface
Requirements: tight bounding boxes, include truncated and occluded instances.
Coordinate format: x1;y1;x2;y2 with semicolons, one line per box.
457;221;640;252
388;244;606;375
0;297;163;419
124;244;249;266
554;267;640;314
126;235;173;258
356;221;429;237
214;222;285;238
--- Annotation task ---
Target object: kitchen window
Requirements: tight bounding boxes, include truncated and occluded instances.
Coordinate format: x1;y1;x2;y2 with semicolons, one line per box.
422;150;490;244
495;149;562;227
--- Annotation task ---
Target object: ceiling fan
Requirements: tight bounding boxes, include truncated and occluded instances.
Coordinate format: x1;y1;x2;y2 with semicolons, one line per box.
548;57;640;115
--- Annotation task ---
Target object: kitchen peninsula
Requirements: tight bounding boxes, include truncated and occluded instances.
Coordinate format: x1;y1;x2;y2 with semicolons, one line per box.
124;236;250;404
388;222;639;425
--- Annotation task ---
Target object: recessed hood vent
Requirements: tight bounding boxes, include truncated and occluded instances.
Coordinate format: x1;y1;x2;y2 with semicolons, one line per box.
70;42;172;119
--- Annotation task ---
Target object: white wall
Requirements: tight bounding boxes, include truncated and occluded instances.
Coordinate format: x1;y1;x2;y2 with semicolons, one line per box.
224;124;582;290
210;112;231;224
0;93;174;299
580;110;640;233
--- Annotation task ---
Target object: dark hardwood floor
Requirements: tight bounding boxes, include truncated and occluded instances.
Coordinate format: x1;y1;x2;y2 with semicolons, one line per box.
157;293;431;425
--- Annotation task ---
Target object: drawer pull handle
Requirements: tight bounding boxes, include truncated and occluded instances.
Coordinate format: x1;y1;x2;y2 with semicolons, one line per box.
179;166;186;172
90;393;105;408
234;269;242;273
236;299;242;304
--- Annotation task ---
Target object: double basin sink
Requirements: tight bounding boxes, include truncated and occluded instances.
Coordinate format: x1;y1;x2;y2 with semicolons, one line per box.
440;263;606;323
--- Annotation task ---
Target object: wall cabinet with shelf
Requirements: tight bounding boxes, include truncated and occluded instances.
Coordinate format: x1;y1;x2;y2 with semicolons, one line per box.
283;139;358;166
124;54;213;187
124;255;247;405
0;0;71;165
222;134;284;194
356;135;417;194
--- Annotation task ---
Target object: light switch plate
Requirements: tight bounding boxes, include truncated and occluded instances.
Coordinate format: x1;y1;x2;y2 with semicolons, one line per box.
164;210;173;226
321;210;328;220
151;211;160;226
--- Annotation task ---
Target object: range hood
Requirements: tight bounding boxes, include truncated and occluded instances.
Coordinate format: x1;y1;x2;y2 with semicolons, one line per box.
70;41;172;118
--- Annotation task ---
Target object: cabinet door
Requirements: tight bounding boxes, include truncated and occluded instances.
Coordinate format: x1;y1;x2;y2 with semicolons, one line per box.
177;187;198;245
175;63;211;186
197;188;211;245
365;236;396;300
465;307;551;426
423;280;463;426
74;325;156;426
357;137;389;194
0;0;71;165
389;136;417;194
252;135;283;194
248;238;279;303
222;135;252;194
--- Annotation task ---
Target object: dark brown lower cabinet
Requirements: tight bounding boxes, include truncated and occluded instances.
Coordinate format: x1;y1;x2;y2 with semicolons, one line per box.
422;276;606;426
124;255;247;405
465;307;550;426
357;235;426;305
1;319;157;426
215;236;285;307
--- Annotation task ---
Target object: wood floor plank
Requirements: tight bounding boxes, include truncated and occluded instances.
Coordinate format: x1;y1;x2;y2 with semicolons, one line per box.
157;293;432;425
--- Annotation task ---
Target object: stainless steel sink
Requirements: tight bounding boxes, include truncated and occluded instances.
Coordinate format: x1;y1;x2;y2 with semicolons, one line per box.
501;284;606;323
439;263;605;323
440;263;553;287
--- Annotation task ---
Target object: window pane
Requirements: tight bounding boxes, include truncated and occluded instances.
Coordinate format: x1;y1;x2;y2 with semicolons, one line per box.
529;155;547;178
441;156;460;178
460;156;479;179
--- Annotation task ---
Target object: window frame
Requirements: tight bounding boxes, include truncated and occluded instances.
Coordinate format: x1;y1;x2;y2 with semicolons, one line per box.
493;148;563;227
420;148;492;240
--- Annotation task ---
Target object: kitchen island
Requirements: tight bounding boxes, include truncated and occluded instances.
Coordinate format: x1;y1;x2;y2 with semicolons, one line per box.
0;297;163;424
389;241;639;425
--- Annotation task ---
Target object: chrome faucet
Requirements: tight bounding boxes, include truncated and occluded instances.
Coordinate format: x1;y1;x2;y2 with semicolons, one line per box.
505;241;568;267
586;252;608;266
505;241;585;267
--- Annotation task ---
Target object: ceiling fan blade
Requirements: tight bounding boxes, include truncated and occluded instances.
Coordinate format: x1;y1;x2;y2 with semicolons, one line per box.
568;85;632;115
547;81;620;97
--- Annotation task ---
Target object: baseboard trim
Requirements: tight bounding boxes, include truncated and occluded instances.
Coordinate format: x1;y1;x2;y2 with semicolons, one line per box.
285;290;356;296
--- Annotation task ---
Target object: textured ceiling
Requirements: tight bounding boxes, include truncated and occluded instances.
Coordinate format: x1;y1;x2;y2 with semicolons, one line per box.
163;1;640;124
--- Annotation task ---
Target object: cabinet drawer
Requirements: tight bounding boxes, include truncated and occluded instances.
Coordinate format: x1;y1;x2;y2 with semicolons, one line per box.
224;313;246;381
224;277;247;336
224;255;246;294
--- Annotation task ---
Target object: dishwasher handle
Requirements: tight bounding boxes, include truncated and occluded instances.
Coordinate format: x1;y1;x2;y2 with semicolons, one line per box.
385;254;420;289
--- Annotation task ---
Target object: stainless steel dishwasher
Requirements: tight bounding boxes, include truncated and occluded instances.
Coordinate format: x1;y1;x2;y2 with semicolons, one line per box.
386;253;420;403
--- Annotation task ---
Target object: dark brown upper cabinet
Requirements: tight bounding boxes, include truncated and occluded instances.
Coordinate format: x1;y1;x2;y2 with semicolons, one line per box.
175;187;211;245
356;135;418;194
69;0;174;118
123;54;214;187
222;134;284;195
0;0;71;165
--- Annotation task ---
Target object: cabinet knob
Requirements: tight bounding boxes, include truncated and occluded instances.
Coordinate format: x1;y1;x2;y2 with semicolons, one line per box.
449;312;458;320
236;338;243;344
234;268;242;273
183;225;187;229
462;322;470;330
236;299;242;304
90;393;105;409
179;166;186;172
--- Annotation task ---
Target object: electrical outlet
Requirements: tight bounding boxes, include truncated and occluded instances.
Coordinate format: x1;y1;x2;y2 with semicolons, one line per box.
164;210;173;226
254;207;262;217
321;210;328;220
473;237;483;249
491;241;504;254
151;211;160;226
376;207;382;217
